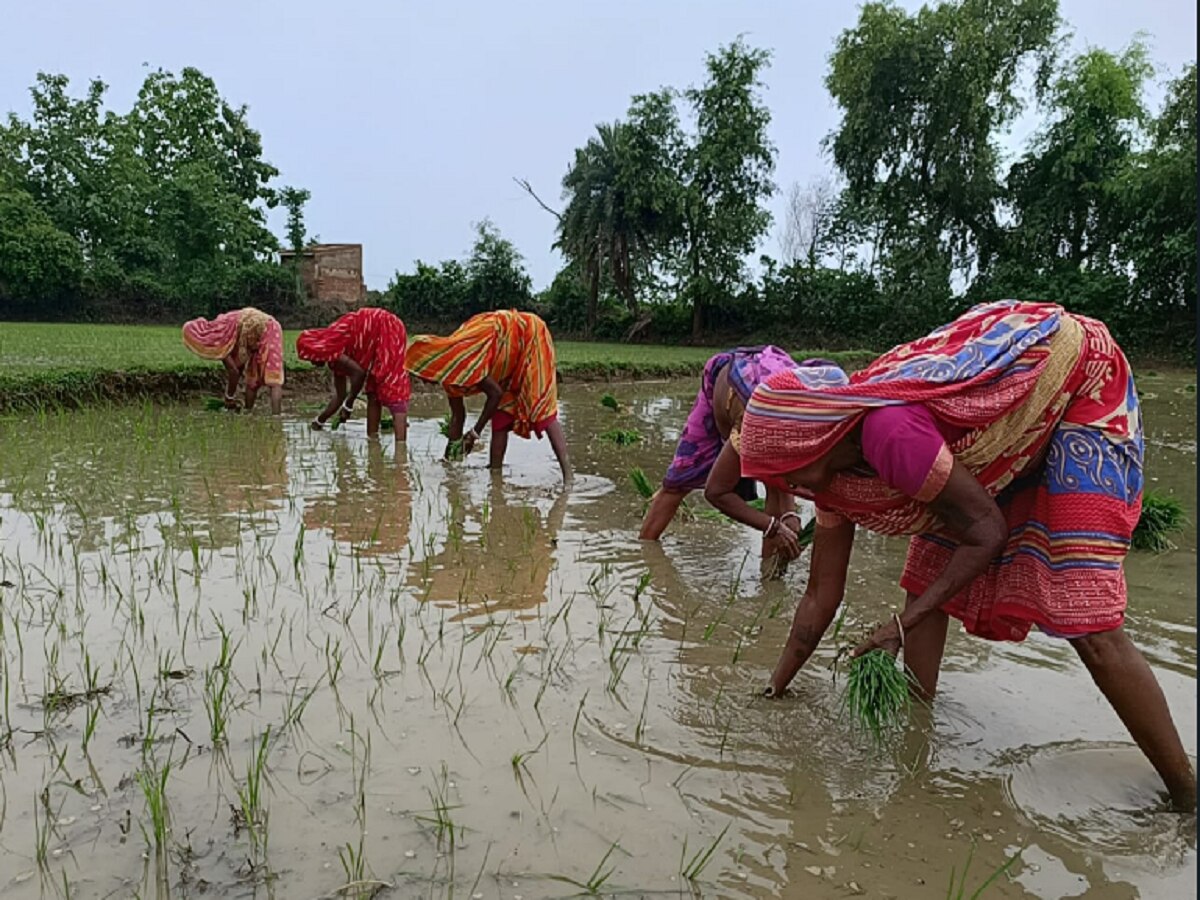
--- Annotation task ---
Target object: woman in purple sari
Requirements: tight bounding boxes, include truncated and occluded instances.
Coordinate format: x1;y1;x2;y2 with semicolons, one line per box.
639;346;817;563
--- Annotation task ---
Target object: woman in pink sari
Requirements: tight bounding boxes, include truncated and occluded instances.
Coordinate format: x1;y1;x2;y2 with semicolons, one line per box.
182;307;284;414
707;300;1194;810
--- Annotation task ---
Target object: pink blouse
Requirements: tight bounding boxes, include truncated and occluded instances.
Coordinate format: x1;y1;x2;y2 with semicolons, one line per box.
814;404;965;527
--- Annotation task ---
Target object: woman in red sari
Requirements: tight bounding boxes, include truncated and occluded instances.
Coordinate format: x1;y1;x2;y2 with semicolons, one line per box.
707;300;1194;809
296;307;411;439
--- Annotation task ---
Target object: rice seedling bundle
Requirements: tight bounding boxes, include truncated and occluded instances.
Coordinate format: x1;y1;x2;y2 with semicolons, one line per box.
600;427;642;446
630;467;655;499
445;439;465;461
600;393;621;411
204;397;226;411
1132;489;1188;552
841;647;913;748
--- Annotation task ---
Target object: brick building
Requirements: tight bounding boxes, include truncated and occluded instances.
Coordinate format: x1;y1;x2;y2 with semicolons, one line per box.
279;243;367;304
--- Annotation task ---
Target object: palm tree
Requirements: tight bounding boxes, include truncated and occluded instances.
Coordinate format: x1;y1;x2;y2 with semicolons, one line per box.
557;122;643;335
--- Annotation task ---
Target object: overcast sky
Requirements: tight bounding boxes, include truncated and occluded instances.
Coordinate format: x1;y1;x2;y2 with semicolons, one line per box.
2;1;1194;290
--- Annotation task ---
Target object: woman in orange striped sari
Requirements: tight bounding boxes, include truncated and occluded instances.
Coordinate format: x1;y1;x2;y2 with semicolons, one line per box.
406;310;571;483
182;307;284;414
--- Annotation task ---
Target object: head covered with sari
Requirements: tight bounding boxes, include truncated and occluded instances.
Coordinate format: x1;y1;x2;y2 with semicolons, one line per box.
296;319;353;364
182;307;283;388
738;301;1089;534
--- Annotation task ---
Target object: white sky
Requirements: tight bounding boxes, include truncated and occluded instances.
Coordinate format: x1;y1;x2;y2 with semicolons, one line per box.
1;0;1194;290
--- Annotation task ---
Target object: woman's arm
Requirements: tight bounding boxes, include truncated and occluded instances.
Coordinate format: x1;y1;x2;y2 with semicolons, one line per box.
704;442;803;558
222;357;242;408
312;372;348;429
335;355;368;421
462;377;504;454
853;459;1006;656
445;395;467;458
767;517;856;694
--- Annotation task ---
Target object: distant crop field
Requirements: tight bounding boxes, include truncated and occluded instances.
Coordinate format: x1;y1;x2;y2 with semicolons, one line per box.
0;321;876;383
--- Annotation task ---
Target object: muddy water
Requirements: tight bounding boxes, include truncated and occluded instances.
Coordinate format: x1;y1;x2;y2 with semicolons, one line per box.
0;375;1193;900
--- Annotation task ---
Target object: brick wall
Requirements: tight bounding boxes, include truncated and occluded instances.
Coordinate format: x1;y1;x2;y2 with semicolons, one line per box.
284;244;367;304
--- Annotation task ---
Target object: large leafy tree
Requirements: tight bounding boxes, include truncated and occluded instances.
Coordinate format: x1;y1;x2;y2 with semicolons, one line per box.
674;39;776;337
464;219;533;315
1112;63;1196;348
0;179;83;311
1005;43;1151;269
0;67;293;315
826;0;1060;284
554;38;775;338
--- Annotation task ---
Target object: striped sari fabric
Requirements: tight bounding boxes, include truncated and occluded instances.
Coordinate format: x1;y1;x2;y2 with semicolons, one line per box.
405;310;558;439
740;301;1142;641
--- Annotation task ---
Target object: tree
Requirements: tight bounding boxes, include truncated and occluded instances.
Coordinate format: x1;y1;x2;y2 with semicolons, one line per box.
279;186;311;256
826;0;1060;285
779;174;838;267
464;219;533;315
1111;63;1196;350
557;122;634;333
0;67;299;317
1005;42;1152;269
676;38;776;338
0;179;83;311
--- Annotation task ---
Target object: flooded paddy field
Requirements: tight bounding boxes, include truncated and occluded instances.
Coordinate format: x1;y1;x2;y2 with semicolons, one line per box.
0;375;1194;899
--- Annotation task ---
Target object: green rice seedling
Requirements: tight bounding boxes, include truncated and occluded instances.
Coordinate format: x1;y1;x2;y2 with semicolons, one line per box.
203;664;234;746
548;840;621;895
600;393;621;411
416;766;462;851
946;843;1023;898
632;570;652;603
136;753;174;855
438;413;451;437
235;726;273;863
600;427;642;446
680;821;731;883
203;397;226;412
445;438;465;461
511;733;549;778
1133;489;1188;552
840;648;915;748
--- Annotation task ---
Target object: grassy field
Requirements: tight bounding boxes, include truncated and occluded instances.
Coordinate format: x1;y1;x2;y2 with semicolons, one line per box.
0;321;878;411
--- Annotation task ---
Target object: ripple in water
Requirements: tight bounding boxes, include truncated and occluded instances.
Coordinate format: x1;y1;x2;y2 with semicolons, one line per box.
1005;742;1197;862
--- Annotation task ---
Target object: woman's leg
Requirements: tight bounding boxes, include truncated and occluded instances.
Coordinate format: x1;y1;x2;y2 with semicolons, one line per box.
543;419;572;483
902;590;949;701
390;410;409;443
1073;626;1196;810
267;385;283;416
489;426;510;470
243;385;259;411
640;488;690;540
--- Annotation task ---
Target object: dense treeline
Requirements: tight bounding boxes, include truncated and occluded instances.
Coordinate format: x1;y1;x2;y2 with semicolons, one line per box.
0;68;309;321
386;0;1196;357
2;0;1195;358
